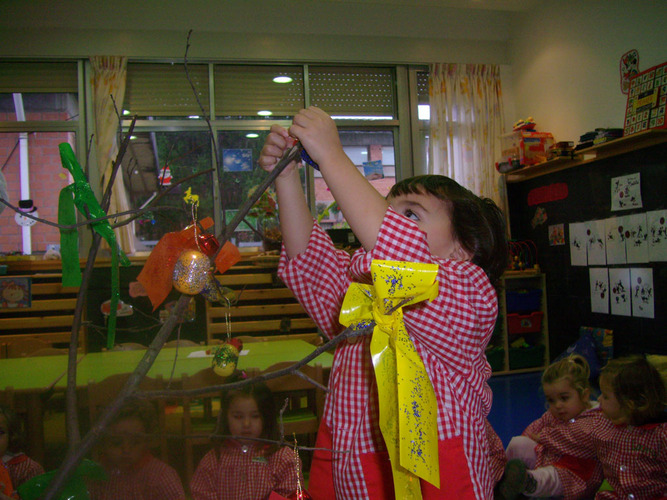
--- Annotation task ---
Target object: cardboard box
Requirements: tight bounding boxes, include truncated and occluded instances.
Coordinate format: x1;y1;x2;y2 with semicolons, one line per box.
501;131;554;166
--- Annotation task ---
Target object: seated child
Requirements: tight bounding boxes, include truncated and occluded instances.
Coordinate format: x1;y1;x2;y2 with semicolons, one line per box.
87;399;185;500
485;418;507;487
592;355;666;500
498;354;606;499
190;379;305;500
0;405;45;498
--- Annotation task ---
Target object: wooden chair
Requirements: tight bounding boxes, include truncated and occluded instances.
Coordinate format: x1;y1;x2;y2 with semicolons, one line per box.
178;367;226;484
86;373;168;461
260;361;325;445
5;338;54;358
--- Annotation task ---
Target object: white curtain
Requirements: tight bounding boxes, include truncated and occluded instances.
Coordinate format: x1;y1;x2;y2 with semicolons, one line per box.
428;63;505;208
90;55;136;254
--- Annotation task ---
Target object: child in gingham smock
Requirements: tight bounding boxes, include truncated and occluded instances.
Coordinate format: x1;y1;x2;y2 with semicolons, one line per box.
259;107;508;499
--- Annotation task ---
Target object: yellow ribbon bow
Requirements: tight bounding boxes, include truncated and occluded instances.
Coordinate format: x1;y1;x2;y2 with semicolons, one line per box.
339;260;440;499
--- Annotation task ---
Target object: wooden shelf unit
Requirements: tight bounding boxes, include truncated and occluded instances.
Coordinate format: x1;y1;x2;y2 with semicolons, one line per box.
504;129;667;183
489;271;550;376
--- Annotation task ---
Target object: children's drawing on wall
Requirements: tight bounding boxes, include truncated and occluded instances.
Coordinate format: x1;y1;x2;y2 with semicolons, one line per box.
569;222;588;266
604;216;627;264
0;277;31;309
647;209;667;261
531;206;547;228
630;268;654;318
586;219;606;265
589;267;609;314
625;213;649;263
548;223;565;246
609;268;631;317
611;173;642;211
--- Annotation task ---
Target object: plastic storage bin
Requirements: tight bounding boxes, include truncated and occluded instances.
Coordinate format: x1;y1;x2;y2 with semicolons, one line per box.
509;344;546;370
486;347;505;372
507;311;543;334
505;288;542;313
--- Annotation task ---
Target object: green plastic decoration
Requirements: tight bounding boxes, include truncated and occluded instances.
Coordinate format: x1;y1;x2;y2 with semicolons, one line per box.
57;143;130;349
17;459;107;500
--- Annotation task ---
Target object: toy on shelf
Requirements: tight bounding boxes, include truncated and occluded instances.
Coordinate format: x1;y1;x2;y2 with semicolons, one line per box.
512;116;536;131
507;240;539;272
498;119;554;170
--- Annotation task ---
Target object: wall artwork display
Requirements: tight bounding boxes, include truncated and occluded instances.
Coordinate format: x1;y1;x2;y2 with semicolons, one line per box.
609;268;631;317
0;277;31;309
611;173;642;211
586;220;606;266
625;213;649;263
569;222;588;266
589;268;610;314
604;217;627;265
630;268;654;318
647;209;667;261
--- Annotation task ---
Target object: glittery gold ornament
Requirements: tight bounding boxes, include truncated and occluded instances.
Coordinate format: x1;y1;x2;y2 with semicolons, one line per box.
172;250;210;295
211;339;242;377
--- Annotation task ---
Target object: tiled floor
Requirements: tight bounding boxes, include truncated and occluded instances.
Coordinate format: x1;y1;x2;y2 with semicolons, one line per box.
487;371;546;447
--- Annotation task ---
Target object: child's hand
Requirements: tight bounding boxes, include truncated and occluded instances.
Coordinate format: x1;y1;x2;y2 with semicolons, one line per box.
289;107;346;168
258;125;299;177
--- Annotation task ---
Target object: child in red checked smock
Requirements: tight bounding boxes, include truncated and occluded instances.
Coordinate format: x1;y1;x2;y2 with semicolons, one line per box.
87;400;185;500
497;354;606;499
190;379;304;500
259;106;508;499
592;355;666;500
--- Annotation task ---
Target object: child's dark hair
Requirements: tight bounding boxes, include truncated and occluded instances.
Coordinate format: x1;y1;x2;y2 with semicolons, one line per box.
600;355;666;426
542;354;591;400
0;405;25;453
218;375;278;443
388;175;508;284
111;398;157;433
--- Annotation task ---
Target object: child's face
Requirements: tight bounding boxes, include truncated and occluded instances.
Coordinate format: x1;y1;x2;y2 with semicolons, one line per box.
0;415;8;456
227;395;263;442
389;191;470;261
103;416;148;471
543;377;590;422
598;375;629;425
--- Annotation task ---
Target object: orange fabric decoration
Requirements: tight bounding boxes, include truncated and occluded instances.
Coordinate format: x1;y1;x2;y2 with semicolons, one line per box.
137;217;241;310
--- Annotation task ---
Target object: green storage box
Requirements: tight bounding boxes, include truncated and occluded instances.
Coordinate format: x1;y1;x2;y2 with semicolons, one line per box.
486;347;505;372
509;344;545;370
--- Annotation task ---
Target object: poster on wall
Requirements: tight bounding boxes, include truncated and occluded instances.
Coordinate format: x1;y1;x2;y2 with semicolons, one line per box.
589;268;609;314
609;268;631;317
630;268;654;318
569;222;588;266
0;277;32;309
611;173;642;211
625;213;649;263
586;220;607;266
647;209;667;261
604;216;627;264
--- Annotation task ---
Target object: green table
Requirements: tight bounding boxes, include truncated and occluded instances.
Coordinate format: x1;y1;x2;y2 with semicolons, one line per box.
0;354;81;463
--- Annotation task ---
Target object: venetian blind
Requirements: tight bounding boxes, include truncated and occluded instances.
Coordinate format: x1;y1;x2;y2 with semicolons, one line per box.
0;62;78;93
124;63;210;117
214;65;304;118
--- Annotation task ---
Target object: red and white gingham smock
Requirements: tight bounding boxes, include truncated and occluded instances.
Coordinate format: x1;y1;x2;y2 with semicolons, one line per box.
87;452;185;500
278;208;498;499
190;441;302;500
524;406;606;499
3;452;44;489
592;418;667;500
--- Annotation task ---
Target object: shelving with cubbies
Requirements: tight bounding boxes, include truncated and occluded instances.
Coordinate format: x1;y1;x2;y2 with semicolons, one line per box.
487;271;550;375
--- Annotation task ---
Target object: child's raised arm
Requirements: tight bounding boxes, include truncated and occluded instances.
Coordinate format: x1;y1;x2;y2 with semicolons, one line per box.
289;107;389;251
258;125;313;258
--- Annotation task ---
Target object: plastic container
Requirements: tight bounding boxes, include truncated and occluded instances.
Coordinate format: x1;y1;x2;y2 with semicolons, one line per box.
505;288;542;313
509;344;546;370
507;311;543;335
486;347;505;372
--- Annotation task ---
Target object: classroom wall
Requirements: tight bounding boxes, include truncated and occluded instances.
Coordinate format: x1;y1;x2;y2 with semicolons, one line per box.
509;0;667;142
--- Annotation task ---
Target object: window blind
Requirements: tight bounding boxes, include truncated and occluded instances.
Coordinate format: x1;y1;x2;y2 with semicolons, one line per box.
124;63;210;117
0;62;78;93
214;65;304;118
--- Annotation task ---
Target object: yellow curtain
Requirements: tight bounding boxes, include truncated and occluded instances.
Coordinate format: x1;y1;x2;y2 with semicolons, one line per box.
428;64;505;208
90;56;136;254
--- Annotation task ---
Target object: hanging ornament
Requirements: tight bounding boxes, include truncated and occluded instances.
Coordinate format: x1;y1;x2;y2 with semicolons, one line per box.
159;165;172;187
196;232;220;256
200;272;236;304
100;299;133;317
172;250;210;295
211;338;243;377
14;199;38;227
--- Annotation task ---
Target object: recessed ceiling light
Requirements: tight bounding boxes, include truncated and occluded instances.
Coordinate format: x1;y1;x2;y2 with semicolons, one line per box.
246;133;259;138
188;115;200;119
273;76;293;84
122;109;131;115
257;110;273;117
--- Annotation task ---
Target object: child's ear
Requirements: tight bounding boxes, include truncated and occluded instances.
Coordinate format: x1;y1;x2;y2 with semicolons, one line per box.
450;243;473;262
